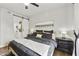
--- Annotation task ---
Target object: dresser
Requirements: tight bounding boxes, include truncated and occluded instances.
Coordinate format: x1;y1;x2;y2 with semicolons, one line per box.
56;37;74;55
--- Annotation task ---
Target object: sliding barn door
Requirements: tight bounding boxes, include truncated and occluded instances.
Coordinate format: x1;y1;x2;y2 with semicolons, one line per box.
22;19;29;37
14;16;22;39
13;16;29;39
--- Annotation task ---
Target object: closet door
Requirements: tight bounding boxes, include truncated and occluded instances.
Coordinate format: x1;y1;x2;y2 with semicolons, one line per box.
13;16;23;39
22;19;29;37
13;16;29;39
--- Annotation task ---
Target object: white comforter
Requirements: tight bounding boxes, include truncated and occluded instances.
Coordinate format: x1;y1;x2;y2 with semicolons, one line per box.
14;39;55;56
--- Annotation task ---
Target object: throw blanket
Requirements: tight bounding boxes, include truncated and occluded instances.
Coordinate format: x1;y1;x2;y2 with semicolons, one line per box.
14;38;56;56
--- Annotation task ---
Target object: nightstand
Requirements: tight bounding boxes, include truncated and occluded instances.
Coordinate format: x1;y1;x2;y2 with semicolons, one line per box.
56;37;74;55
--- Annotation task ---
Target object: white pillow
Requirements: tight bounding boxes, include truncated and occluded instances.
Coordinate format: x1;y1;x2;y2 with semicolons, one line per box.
52;34;56;40
36;34;42;38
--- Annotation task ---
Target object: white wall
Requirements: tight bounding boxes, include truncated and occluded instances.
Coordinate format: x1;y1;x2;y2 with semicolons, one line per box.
0;8;2;45
74;4;79;28
0;8;14;47
29;4;74;32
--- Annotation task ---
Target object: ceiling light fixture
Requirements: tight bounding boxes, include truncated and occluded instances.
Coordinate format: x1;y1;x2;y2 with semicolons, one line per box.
24;3;30;9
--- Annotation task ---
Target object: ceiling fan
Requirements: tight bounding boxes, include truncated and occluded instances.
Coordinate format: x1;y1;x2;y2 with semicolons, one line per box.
25;3;39;9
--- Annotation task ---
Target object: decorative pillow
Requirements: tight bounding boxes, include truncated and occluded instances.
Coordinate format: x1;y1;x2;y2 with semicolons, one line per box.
52;34;56;40
32;32;37;36
36;34;42;38
27;32;37;38
42;33;52;39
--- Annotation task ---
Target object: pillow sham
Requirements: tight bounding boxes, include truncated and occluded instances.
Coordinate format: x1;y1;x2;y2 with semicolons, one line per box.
42;33;52;39
27;32;37;38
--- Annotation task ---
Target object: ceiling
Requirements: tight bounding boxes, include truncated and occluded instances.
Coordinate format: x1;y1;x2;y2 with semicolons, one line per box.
0;3;72;17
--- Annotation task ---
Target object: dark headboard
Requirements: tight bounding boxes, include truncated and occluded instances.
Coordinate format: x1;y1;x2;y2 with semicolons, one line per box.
44;30;53;34
36;30;43;34
36;30;53;34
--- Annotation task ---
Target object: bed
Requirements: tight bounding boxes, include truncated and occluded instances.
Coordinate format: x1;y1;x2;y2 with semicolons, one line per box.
8;30;57;56
8;22;57;56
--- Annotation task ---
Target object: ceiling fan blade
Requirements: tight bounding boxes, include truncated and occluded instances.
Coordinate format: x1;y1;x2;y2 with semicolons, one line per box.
25;3;39;9
30;3;39;7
